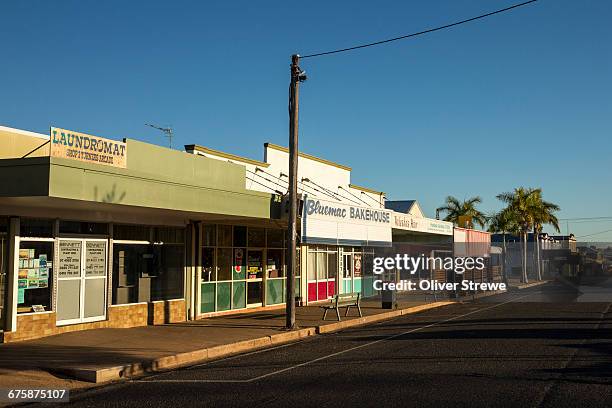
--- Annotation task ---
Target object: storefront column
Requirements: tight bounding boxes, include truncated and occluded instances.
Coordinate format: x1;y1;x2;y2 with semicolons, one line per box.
5;217;19;332
299;244;308;305
107;224;114;309
194;222;202;319
185;221;200;321
185;223;193;320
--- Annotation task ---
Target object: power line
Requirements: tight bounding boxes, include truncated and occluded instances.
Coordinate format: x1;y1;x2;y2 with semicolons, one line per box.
566;219;612;225
301;0;538;59
576;229;612;239
558;216;612;221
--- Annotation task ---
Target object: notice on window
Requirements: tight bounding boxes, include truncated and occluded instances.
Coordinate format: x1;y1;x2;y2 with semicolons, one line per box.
58;241;82;277
85;241;106;276
354;254;362;277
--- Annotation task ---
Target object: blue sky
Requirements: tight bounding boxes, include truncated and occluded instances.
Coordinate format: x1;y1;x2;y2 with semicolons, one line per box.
1;0;611;240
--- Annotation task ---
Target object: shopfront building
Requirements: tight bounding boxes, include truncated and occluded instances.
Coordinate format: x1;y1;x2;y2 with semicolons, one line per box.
11;218;187;330
390;209;454;284
199;224;296;314
0;124;400;340
301;196;392;303
0;126;282;342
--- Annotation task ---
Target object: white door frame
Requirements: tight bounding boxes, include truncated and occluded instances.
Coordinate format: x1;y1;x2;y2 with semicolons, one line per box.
56;238;108;326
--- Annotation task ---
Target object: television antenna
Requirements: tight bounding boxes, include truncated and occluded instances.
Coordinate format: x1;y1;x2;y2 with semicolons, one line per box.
145;123;174;149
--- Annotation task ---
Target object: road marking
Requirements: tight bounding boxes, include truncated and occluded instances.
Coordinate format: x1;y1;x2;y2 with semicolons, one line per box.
140;292;536;384
535;302;612;407
140;339;312;381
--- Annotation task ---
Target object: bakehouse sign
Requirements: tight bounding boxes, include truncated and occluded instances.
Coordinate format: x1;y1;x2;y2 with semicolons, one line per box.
305;199;391;224
50;127;127;168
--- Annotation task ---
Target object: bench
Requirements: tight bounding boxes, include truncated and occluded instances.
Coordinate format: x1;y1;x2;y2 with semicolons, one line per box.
320;293;362;321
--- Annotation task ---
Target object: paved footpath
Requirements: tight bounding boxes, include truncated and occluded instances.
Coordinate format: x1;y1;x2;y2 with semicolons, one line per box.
0;295;449;391
40;281;612;408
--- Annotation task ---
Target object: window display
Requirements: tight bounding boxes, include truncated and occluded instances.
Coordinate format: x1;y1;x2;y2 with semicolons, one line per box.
18;241;53;313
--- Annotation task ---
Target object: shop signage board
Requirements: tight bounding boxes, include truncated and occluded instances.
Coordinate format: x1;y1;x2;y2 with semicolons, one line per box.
301;196;392;247
50;127;127;168
85;241;106;276
58;240;82;277
391;212;453;236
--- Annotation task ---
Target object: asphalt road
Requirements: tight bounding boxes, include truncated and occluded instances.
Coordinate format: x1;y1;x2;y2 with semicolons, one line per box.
48;279;612;407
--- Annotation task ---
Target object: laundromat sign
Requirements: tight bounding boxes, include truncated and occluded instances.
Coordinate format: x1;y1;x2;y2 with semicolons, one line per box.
50;127;127;168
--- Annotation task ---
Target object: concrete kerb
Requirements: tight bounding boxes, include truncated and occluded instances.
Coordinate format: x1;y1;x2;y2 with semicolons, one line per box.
316;301;455;334
49;301;458;384
512;280;550;290
51;327;318;384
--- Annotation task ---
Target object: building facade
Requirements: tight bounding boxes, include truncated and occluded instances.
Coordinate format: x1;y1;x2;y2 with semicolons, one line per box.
0;124;466;342
0;126;283;341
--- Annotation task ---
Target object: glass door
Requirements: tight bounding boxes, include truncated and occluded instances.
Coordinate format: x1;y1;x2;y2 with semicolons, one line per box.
246;250;263;307
342;253;353;294
57;239;107;325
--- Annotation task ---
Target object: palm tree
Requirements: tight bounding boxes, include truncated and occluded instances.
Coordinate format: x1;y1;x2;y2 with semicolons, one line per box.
496;187;560;283
530;190;560;280
487;209;519;284
437;196;487;228
496;188;539;283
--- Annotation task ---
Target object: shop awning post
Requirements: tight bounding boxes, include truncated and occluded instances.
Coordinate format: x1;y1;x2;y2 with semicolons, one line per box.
286;54;302;330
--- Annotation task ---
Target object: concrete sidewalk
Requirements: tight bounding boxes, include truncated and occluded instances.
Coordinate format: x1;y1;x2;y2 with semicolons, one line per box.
0;296;455;390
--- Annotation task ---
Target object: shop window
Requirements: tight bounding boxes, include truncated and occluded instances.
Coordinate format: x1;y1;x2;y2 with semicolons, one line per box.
327;252;338;279
60;221;108;235
217;248;232;281
267;229;284;248
114;225;150;241
21;218;53;238
363;252;373;277
151;244;184;301
307;251;316;280
233;226;247;247
202;248;215;282
233;248;246;280
112;244;140;304
248;227;265;248
217;225;232;247
267;249;284;278
154;227;185;244
246;250;263;279
17;241;53;313
112;243;184;304
202;224;216;247
354;253;363;277
316;252;327;280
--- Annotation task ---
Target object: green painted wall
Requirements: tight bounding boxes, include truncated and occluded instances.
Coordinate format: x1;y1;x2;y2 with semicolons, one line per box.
0;138;278;219
0;157;50;197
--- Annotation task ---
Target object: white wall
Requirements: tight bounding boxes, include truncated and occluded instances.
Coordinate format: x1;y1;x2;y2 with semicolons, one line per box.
187;144;385;209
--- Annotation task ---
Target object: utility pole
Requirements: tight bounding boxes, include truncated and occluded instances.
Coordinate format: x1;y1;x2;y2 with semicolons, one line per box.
286;54;306;330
